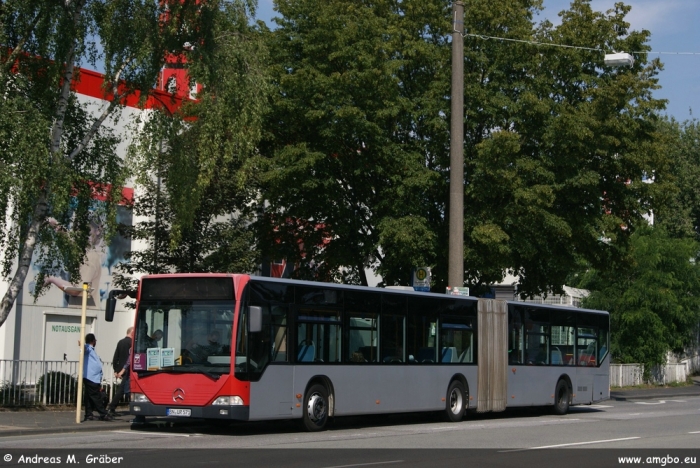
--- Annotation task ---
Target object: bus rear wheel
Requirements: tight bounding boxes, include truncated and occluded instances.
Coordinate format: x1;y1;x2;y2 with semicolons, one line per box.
552;379;570;415
302;384;329;431
445;380;466;422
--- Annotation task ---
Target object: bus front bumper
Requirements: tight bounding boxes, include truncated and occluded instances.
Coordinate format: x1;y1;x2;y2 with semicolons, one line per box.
130;402;249;420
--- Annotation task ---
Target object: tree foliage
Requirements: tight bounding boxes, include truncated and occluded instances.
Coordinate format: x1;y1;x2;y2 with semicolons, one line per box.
260;0;457;286
0;0;221;327
260;0;669;294
654;119;700;240
580;225;700;367
462;0;669;296
115;0;269;288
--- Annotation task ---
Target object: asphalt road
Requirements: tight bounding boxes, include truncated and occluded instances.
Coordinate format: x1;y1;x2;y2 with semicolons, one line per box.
0;398;698;467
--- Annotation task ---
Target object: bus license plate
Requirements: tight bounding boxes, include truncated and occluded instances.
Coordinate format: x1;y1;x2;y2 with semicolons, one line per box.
167;408;191;417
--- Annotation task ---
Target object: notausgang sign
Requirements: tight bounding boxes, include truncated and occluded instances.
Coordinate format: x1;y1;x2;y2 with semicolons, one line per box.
51;325;81;333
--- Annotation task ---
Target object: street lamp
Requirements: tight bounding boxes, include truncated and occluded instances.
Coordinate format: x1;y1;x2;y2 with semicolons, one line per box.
65;283;89;424
604;52;634;67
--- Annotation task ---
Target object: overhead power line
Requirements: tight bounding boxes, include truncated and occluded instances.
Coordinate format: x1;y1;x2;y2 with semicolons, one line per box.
458;32;700;57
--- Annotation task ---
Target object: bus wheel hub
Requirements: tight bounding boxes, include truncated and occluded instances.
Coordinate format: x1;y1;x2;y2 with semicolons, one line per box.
307;393;326;421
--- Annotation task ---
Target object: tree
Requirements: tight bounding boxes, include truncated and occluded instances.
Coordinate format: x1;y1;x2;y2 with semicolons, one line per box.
0;0;225;328
654;118;700;240
460;0;669;296
580;225;700;369
261;0;670;294
115;0;269;287
260;0;447;286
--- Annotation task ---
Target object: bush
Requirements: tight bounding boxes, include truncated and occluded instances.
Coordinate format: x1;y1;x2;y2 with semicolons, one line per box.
0;381;25;406
37;371;77;404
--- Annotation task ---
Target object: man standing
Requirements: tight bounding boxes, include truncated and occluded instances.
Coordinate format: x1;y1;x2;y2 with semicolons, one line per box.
81;333;113;421
108;327;133;416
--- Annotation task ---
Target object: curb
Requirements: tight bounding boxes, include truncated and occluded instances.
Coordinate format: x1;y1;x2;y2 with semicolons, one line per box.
610;388;700;401
611;393;700;401
0;421;133;438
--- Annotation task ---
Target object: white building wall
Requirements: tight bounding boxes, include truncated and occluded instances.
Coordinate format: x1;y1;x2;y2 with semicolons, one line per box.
0;71;149;364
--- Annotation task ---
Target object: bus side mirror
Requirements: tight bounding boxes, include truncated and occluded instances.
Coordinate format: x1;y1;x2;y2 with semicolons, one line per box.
106;296;117;322
104;289;137;322
249;306;262;333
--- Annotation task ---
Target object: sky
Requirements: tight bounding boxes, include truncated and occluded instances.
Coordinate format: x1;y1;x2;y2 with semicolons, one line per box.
254;0;700;122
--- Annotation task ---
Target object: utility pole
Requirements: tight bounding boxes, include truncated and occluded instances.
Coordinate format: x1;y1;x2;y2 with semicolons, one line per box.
448;1;464;289
74;283;88;424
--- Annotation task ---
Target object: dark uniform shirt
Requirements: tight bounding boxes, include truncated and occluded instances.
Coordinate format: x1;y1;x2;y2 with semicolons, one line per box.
112;336;132;373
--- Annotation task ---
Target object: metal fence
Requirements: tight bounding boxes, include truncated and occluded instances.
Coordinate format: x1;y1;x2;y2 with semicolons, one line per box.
0;360;123;407
610;363;644;387
682;354;700;376
610;363;686;387
648;362;688;385
611;354;700;387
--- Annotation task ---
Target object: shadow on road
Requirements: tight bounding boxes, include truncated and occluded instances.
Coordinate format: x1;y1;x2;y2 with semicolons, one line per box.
128;403;605;437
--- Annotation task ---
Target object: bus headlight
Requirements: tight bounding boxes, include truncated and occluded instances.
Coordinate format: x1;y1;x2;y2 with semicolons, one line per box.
212;396;244;406
131;393;150;403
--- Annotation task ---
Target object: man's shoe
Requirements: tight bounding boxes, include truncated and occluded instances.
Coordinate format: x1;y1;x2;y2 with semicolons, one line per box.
83;415;95;422
108;409;118;416
100;414;114;421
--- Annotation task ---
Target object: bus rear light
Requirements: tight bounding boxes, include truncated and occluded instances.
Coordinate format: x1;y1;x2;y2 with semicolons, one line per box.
212;396;244;406
131;393;150;403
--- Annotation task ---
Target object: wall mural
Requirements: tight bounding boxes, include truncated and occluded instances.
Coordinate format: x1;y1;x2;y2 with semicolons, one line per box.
26;187;133;310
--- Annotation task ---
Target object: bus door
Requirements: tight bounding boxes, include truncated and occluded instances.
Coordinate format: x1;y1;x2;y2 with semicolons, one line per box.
574;327;597;404
593;316;610;402
241;299;295;420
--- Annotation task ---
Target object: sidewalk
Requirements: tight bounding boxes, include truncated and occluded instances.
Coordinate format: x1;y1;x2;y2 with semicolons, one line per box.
0;377;699;437
609;374;700;401
0;409;135;437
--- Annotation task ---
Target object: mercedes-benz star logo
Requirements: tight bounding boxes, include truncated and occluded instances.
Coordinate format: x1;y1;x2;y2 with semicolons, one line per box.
173;388;185;402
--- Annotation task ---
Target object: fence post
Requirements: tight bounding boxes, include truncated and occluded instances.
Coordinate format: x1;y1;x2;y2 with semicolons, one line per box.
42;361;48;406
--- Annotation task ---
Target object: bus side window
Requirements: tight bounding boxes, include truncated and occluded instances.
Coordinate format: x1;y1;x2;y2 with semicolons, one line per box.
347;314;378;363
508;308;523;365
381;316;405;363
597;317;610;365
524;308;549;365
440;319;474;364
577;327;597;366
296;309;342;363
272;306;287;362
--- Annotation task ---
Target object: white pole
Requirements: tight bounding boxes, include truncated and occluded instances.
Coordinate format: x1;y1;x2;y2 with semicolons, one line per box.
75;283;88;424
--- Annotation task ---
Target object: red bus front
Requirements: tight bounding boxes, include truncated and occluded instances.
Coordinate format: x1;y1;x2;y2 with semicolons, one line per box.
127;274;253;421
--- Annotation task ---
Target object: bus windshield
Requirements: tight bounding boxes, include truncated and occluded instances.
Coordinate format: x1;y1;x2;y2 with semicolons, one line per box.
133;300;234;375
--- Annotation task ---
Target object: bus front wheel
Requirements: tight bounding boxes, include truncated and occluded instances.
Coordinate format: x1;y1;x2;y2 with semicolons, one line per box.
445;380;466;422
552;379;570;415
302;384;329;431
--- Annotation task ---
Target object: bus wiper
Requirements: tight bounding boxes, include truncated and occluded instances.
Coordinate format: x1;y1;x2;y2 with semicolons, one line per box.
186;369;221;381
137;367;220;380
137;369;169;378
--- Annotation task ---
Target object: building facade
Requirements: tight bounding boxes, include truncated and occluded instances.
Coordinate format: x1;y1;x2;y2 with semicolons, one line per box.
0;67;189;365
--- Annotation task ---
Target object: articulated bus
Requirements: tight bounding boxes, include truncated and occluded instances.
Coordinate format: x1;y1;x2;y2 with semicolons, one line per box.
105;273;610;431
